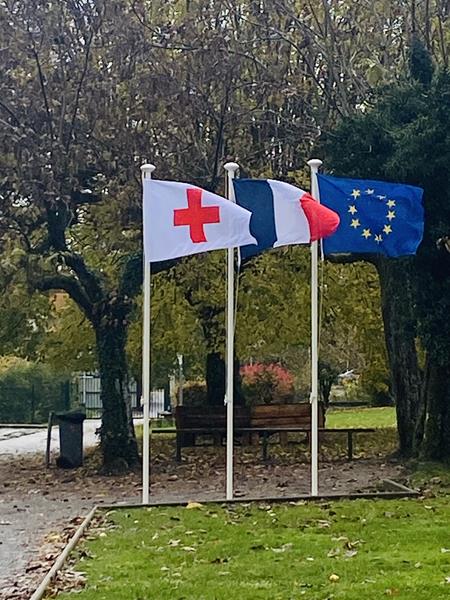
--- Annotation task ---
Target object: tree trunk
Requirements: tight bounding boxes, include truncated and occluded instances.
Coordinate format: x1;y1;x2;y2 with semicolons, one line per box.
206;352;243;406
376;258;423;457
421;360;450;459
95;318;139;471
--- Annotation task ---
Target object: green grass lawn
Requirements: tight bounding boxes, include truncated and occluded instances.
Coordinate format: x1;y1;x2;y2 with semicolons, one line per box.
326;406;396;429
56;496;450;600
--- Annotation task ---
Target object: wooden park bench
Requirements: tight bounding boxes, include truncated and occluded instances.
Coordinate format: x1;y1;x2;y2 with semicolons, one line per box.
151;403;375;462
174;404;251;451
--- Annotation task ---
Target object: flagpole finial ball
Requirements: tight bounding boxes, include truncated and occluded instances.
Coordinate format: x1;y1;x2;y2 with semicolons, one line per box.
224;162;239;173
141;164;156;179
307;158;323;170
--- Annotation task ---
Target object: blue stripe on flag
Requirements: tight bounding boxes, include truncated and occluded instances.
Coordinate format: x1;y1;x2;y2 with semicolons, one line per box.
233;179;277;259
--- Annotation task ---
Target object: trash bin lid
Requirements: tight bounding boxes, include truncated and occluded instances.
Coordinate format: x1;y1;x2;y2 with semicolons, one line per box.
55;409;86;424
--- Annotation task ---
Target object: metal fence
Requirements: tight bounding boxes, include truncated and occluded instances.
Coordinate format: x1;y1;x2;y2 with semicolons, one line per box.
74;373;167;418
149;388;166;419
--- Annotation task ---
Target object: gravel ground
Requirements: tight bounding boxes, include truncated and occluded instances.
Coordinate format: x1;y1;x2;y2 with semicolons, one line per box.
0;420;102;455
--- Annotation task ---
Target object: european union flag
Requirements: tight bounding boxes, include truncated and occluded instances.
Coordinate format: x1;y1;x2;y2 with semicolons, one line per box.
318;174;424;257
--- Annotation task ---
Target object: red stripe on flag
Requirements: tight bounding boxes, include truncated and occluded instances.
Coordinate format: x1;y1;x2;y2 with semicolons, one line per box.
300;192;340;241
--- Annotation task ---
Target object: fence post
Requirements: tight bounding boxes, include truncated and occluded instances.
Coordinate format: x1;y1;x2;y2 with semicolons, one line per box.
30;384;36;423
45;411;54;467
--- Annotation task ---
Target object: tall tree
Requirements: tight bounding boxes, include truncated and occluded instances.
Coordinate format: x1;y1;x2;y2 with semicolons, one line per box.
322;45;450;459
0;0;150;469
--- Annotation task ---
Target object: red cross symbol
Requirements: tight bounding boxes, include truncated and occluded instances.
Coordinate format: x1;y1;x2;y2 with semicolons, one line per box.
173;188;220;243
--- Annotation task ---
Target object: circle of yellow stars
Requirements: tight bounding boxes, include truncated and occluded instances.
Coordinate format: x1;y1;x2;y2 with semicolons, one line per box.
347;187;396;245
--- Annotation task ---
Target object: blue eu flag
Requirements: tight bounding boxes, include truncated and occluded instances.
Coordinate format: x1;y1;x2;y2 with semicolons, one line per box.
318;174;424;257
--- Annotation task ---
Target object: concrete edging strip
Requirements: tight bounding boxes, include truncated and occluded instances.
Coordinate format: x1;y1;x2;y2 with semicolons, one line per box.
29;505;98;600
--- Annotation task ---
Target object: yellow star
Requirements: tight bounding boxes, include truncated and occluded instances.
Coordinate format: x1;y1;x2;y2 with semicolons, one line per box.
362;228;371;239
350;218;360;229
387;210;396;221
383;224;392;235
348;205;357;215
387;199;396;208
365;189;375;195
375;234;383;244
351;189;361;199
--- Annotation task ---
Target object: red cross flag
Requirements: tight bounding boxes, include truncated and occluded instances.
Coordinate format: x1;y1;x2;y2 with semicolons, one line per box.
143;180;257;262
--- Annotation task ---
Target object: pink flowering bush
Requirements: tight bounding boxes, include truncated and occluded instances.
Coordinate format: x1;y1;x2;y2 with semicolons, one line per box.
240;363;295;405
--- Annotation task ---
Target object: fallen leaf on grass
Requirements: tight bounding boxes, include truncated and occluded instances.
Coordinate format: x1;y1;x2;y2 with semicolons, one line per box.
250;543;266;551
329;573;340;583
186;501;203;509
345;539;363;549
316;519;331;528
210;557;229;564
385;588;400;596
272;543;293;553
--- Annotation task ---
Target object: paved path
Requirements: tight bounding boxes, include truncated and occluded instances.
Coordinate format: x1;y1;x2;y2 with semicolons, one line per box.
0;419;147;591
0;420;103;587
0;420;101;456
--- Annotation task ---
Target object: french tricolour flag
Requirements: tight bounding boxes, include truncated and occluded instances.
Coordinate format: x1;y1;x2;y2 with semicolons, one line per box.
233;179;340;259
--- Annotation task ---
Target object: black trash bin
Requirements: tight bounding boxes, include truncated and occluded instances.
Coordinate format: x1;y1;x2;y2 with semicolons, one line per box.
55;410;86;468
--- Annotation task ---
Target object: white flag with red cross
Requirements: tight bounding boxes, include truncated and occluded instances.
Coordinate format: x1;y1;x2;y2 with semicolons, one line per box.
143;180;256;262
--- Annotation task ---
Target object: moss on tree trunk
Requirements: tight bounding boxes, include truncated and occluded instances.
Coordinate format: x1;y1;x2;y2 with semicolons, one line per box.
95;317;139;471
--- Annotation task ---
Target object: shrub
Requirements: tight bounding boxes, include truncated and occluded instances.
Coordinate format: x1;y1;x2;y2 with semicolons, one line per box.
180;381;207;407
0;356;69;423
359;362;393;407
240;363;295;406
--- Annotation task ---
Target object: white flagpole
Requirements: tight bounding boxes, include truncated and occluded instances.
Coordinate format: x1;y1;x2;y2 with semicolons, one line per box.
307;158;322;497
141;163;156;504
224;161;239;501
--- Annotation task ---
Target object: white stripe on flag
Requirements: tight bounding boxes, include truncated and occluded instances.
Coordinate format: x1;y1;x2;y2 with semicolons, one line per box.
269;180;311;247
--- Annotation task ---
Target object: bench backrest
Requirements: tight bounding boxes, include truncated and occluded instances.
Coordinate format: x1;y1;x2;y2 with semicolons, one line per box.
175;403;325;429
250;403;325;428
175;405;251;429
